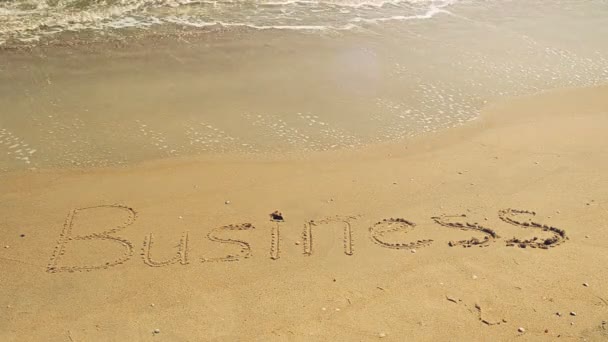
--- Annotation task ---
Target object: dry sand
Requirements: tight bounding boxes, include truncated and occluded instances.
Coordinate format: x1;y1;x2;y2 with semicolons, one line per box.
1;85;607;341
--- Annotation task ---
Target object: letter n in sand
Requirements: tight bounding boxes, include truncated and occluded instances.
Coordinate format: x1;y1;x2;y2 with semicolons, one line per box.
302;216;357;256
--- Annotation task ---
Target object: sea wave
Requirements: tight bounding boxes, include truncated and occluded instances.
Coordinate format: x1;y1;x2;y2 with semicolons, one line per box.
0;0;458;44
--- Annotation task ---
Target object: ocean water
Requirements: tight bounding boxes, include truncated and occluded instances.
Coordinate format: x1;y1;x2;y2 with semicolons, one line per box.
0;0;607;171
0;0;458;44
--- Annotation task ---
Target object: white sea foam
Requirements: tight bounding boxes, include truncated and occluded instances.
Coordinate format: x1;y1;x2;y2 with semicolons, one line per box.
0;0;459;43
350;5;449;23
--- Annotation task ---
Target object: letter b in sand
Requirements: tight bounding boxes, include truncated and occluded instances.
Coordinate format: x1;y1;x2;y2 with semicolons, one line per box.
47;205;136;273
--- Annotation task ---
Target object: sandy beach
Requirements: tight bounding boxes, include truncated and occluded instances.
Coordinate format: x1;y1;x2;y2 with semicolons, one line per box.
2;0;608;340
1;85;607;340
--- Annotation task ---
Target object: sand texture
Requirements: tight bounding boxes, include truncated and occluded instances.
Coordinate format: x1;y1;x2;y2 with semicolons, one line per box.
0;86;607;341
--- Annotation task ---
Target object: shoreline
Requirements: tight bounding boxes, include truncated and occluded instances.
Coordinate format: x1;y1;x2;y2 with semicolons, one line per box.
2;83;602;175
3;6;608;173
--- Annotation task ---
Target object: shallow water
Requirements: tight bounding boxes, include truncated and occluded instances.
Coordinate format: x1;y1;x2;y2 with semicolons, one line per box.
0;0;456;44
0;0;607;171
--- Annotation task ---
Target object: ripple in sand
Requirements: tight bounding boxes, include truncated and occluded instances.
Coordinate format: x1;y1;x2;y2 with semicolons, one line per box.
183;121;257;154
0;127;37;166
244;112;361;152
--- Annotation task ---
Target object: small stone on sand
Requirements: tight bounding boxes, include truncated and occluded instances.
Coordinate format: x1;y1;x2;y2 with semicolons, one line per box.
379;332;387;338
583;283;589;287
472;275;478;280
518;327;525;333
150;303;155;307
178;216;183;219
4;246;8;249
570;312;576;316
321;307;326;311
270;210;284;221
153;329;160;334
335;308;340;312
411;249;416;254
225;200;231;204
295;241;300;245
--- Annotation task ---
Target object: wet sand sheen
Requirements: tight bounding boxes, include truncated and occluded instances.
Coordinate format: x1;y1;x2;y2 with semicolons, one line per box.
1;0;608;171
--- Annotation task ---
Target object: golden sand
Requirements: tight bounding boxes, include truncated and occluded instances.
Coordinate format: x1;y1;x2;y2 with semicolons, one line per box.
1;85;607;340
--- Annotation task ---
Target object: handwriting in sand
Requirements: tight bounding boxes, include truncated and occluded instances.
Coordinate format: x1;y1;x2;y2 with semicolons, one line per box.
46;205;568;273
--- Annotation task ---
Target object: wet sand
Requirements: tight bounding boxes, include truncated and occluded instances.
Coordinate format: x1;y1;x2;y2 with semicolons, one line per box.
2;2;608;172
1;85;608;340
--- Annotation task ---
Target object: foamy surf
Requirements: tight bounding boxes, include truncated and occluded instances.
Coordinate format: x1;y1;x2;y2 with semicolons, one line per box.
0;0;458;45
